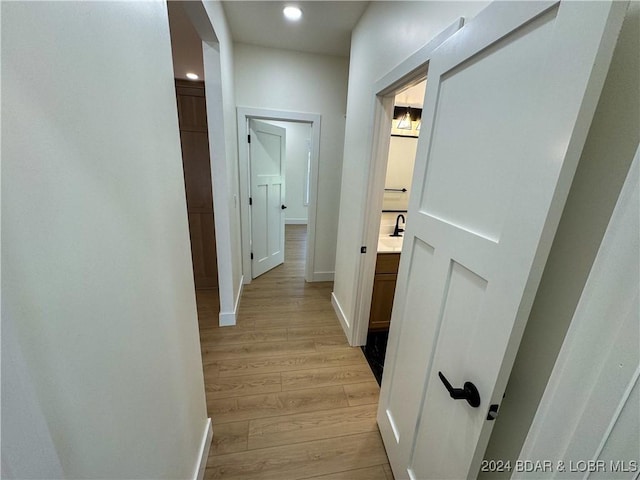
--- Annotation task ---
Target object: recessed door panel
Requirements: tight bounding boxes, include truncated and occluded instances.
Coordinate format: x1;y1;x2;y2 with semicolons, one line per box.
384;238;435;445
421;9;556;243
409;261;488;479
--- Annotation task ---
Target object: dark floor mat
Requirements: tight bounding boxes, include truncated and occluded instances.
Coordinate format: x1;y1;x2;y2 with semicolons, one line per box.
361;330;389;386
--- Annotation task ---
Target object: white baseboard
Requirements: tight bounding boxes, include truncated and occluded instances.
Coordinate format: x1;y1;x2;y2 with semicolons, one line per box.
331;292;350;340
312;271;335;282
219;275;244;327
285;218;308;225
192;418;212;480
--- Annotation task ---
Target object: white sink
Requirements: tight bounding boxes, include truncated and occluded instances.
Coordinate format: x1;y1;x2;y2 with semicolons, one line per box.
378;235;404;252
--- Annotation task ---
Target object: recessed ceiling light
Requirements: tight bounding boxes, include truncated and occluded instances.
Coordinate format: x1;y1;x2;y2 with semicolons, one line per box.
186;72;199;80
283;6;302;21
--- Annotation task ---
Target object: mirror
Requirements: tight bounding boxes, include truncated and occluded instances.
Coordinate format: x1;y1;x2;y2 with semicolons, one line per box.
382;80;426;212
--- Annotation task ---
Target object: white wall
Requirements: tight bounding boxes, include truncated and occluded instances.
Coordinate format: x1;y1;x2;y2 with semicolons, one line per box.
2;2;208;477
333;1;490;331
2;316;64;479
383;136;417;211
234;43;349;278
481;3;640;473
267;121;312;224
199;1;244;325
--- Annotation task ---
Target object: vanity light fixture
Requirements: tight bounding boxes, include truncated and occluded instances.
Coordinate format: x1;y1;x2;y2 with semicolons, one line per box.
397;108;413;130
283;6;302;21
186;72;199;80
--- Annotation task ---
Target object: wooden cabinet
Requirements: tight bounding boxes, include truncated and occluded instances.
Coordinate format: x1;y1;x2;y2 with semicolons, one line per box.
369;253;400;331
176;80;218;290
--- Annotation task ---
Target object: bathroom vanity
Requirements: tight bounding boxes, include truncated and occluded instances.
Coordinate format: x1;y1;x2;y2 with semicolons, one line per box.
369;236;402;330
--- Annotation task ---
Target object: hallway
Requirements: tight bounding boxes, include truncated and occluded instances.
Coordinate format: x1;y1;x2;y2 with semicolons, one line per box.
197;226;392;479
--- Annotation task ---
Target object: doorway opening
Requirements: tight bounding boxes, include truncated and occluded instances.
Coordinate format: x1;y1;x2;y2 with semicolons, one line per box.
237;108;322;284
166;0;239;327
167;2;218;308
347;18;465;350
361;80;427;384
246;119;312;280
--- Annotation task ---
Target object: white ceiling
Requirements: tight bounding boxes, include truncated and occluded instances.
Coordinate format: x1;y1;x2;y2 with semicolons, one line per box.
168;2;425;106
222;1;369;57
168;1;368;79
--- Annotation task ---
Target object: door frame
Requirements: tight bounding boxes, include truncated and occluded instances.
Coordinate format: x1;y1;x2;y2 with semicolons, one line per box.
237;107;321;284
517;146;639;477
351;18;464;347
180;1;241;326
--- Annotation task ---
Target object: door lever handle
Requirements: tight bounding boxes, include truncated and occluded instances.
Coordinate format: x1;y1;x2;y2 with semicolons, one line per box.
281;204;287;210
438;371;481;408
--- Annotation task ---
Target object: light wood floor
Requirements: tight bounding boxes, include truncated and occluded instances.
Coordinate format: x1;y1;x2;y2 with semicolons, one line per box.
196;225;392;480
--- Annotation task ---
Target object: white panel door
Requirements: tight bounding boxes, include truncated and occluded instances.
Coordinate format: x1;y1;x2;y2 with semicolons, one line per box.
250;119;286;278
377;2;628;479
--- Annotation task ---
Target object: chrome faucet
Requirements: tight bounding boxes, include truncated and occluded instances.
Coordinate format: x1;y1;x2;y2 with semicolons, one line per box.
391;214;405;237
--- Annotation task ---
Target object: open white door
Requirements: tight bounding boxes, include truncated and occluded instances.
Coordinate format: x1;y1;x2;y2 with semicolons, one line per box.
377;2;628;479
249;119;286;278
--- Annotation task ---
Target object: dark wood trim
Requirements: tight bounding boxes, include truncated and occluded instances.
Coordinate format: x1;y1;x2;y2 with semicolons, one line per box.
175;79;205;97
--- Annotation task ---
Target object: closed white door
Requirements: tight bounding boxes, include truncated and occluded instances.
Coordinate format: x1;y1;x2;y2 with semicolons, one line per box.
249;119;286;278
377;2;627;479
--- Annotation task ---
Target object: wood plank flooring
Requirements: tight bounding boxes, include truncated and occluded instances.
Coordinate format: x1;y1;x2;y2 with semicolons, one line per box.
196;225;392;480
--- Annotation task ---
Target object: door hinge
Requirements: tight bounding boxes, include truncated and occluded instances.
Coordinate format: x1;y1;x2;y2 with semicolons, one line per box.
250;252;254;260
247;134;251;143
487;404;500;421
360;246;367;254
249;197;253;206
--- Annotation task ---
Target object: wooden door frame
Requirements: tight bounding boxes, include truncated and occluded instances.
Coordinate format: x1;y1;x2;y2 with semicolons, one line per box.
237;107;321;284
351;18;464;347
